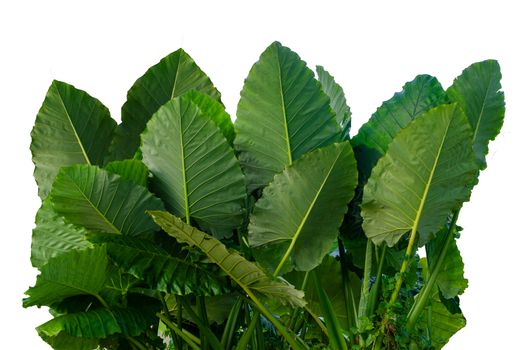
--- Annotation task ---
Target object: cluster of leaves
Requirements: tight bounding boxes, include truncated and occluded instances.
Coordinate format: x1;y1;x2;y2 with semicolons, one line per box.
26;41;504;349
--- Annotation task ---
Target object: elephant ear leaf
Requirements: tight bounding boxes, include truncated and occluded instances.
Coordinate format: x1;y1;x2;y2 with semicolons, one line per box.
148;211;306;308
49;165;164;237
362;104;478;247
23;246;109;308
141;93;246;238
37;307;156;350
316;65;352;140
104;159;149;187
109;49;221;160
235;41;342;192
249;142;357;275
31;80;116;198
447;60;505;169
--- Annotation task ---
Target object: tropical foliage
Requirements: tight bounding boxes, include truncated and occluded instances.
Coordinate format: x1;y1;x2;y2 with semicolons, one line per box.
26;41;504;349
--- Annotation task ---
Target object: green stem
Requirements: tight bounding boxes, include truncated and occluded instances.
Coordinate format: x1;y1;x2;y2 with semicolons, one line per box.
181;297;222;350
197;296;210;350
235;310;261;350
159;292;179;350
337;238;359;332
366;244;386;317
358;239;372;327
158;313;201;350
389;229;419;304
221;296;244;350
126;336;148;350
406;210;460;328
287;271;310;330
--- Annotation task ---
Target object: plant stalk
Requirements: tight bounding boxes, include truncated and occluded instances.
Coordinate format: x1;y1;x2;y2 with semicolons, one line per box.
389;229;419;304
367;244;386;317
337;238;359;332
406;210;460;328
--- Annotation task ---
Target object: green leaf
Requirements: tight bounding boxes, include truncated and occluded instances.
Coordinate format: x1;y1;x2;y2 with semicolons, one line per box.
31;80;116;198
109;49;221;160
235;41;342;191
185;90;235;144
38;333;98;350
249;142;357;275
104;159;149;186
49;164;164;237
362;104;478;247
447;60;505;169
316;65;351;139
24;246;108;307
141;93;246;238
37;307;155;346
31;198;91;268
426;226;467;299
416;260;466;349
148;210;306;308
89;233;227;296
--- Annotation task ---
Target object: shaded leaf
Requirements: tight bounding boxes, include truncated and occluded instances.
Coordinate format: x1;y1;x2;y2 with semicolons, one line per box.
109;49;221;160
362;104;478;247
104;159;149;187
235;41;342;191
141;93;246;238
31;198;91;268
31;80;116;198
249;142;357;274
24;246;108;307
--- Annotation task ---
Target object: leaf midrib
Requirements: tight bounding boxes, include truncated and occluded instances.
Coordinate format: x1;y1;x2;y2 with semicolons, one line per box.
273;148;343;277
54;83;92;165
471;72;494;144
276;49;293;166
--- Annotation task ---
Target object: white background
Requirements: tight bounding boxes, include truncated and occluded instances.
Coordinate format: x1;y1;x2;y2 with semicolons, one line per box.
1;0;526;348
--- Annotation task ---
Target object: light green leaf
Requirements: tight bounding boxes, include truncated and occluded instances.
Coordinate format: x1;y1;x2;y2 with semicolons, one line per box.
109;49;221;160
31;198;91;268
49;165;164;237
89;233;227;296
141;93;246;238
249;142;357;275
24;246;108;307
235;41;342;191
362;104;478;247
426;226;467;299
316;65;351;139
104;159;149;186
148;210;306;308
31;80;116;198
447;60;505;169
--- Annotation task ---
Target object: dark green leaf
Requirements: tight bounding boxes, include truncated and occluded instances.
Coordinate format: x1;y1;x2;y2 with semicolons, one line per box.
235;41;342;191
316;65;351;140
104;159;149;186
109;49;221;160
31;80;116;198
447;60;505;169
249;142;357;274
49;165;164;237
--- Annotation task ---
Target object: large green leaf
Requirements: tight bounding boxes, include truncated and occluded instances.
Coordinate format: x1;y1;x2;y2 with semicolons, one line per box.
89;233;227;296
31;80;116;198
426;225;467;299
104;159;149;187
109;49;221;160
37;307;155;348
362;104;478;247
141;93;246;238
447;60;505;169
316;65;351;140
235;41;342;191
248;142;357;275
24;246;108;307
148;210;306;308
31;198;91;268
49;165;164;237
